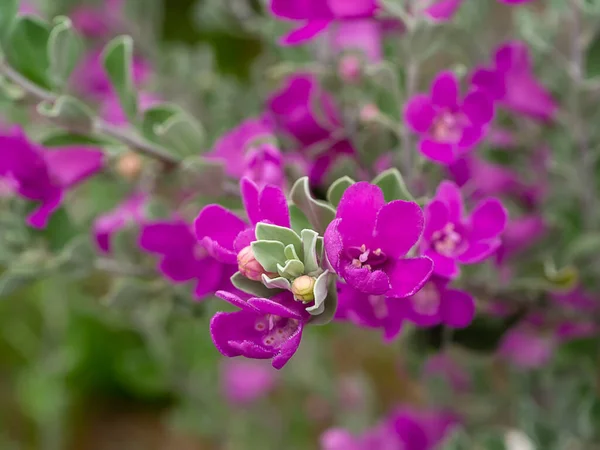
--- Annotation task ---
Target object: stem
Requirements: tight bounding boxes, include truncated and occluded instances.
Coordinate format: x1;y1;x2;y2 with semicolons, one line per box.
0;60;180;167
401;55;419;190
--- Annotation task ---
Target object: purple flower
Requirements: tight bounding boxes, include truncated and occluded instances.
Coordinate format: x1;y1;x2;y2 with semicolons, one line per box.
420;181;508;279
471;41;557;121
324;182;433;297
404;71;494;164
270;0;384;62
72;48;150;98
423;353;472;392
335;283;406;341
140;219;228;299
220;359;278;405
552;287;598;314
448;155;521;200
0;128;103;228
194;177;290;264
267;74;354;184
422;0;464;22
498;325;554;369
211;290;309;369
94;193;147;252
401;276;475;328
206;117;286;190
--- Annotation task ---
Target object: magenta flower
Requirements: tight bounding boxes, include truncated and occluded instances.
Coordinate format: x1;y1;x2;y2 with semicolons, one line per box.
206;117;285;190
448;155;521;200
324;182;433;297
404;71;494;164
94;193;147;252
270;0;384;62
140;220;227;298
422;0;464;22
421;181;508;279
0;128;103;228
211;290;309;369
498;325;554;369
267;74;354;184
401;276;475;328
471;41;557;121
552;287;598;314
220;359;277;405
194;177;290;264
335;283;405;341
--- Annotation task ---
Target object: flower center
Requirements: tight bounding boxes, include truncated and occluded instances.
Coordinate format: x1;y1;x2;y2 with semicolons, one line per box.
368;295;388;319
194;243;208;260
432;223;464;257
347;244;387;271
257;316;300;347
431;111;467;144
411;283;440;316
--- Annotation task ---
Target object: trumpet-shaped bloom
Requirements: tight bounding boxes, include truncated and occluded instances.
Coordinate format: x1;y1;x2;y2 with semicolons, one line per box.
211;290;309;369
194;177;290;264
139;220;227;298
324;182;433;297
267;74;354;184
404;71;494;164
421;181;508;279
0;128;103;228
470;41;557;121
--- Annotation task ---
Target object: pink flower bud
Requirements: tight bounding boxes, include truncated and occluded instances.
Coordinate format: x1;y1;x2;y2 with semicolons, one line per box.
291;275;316;302
237;246;268;281
360;104;379;123
338;54;362;84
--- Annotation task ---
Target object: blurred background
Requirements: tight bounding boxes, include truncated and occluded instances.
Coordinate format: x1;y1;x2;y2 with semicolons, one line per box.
1;0;600;449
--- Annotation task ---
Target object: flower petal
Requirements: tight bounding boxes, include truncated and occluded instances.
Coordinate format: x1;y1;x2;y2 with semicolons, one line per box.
194;258;225;298
324;218;344;271
386;256;434;298
279;20;331;45
457;239;500;264
248;297;304;320
470;67;505;100
216;290;255;310
241;177;261;225
342;264;391;295
424;0;464;22
462;90;494;125
211;310;271;358
330;19;382;63
441;289;475;328
272;327;303;369
373;200;424;258
336;182;385;248
259;184;290;227
404;94;435;133
419;139;455;165
426;250;460;279
27;191;62;229
434;181;464;222
233;227;256;253
431;71;459;109
139;221;196;254
469;198;508;241
423;200;449;240
159;254;199;282
457;125;484;149
195;205;247;264
44;148;104;188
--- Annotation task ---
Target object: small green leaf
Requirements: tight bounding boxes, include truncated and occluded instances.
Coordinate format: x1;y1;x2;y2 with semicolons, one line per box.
289;204;311;236
306;270;330;315
284;244;299;261
6;16;52;89
141;104;205;157
290;177;336;235
102;35;138;123
37;95;95;132
544;265;579;292
0;0;18;42
231;272;280;298
372;168;414;202
255;223;303;259
327;176;355;207
47;16;82;88
301;229;320;274
307;273;338;325
277;259;304;279
40;131;112;147
261;274;291;290
251;240;286;273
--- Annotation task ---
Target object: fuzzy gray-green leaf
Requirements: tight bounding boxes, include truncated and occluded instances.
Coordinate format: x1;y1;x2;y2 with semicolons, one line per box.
255;223;303;259
251;240;286;273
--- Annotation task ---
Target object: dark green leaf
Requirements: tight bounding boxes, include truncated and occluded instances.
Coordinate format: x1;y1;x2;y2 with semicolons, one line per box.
0;0;18;42
40;130;112;147
327;176;355;208
101;35;138;123
585;29;600;78
372;168;414;202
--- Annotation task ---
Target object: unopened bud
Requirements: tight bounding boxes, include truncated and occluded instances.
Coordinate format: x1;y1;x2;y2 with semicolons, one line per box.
360;104;379;123
338;54;362;84
291;275;316;302
117;152;143;180
237;246;268;281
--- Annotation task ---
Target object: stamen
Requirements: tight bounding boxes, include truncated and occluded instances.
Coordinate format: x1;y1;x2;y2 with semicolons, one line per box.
373;248;382;256
352;259;362;268
358;249;370;263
